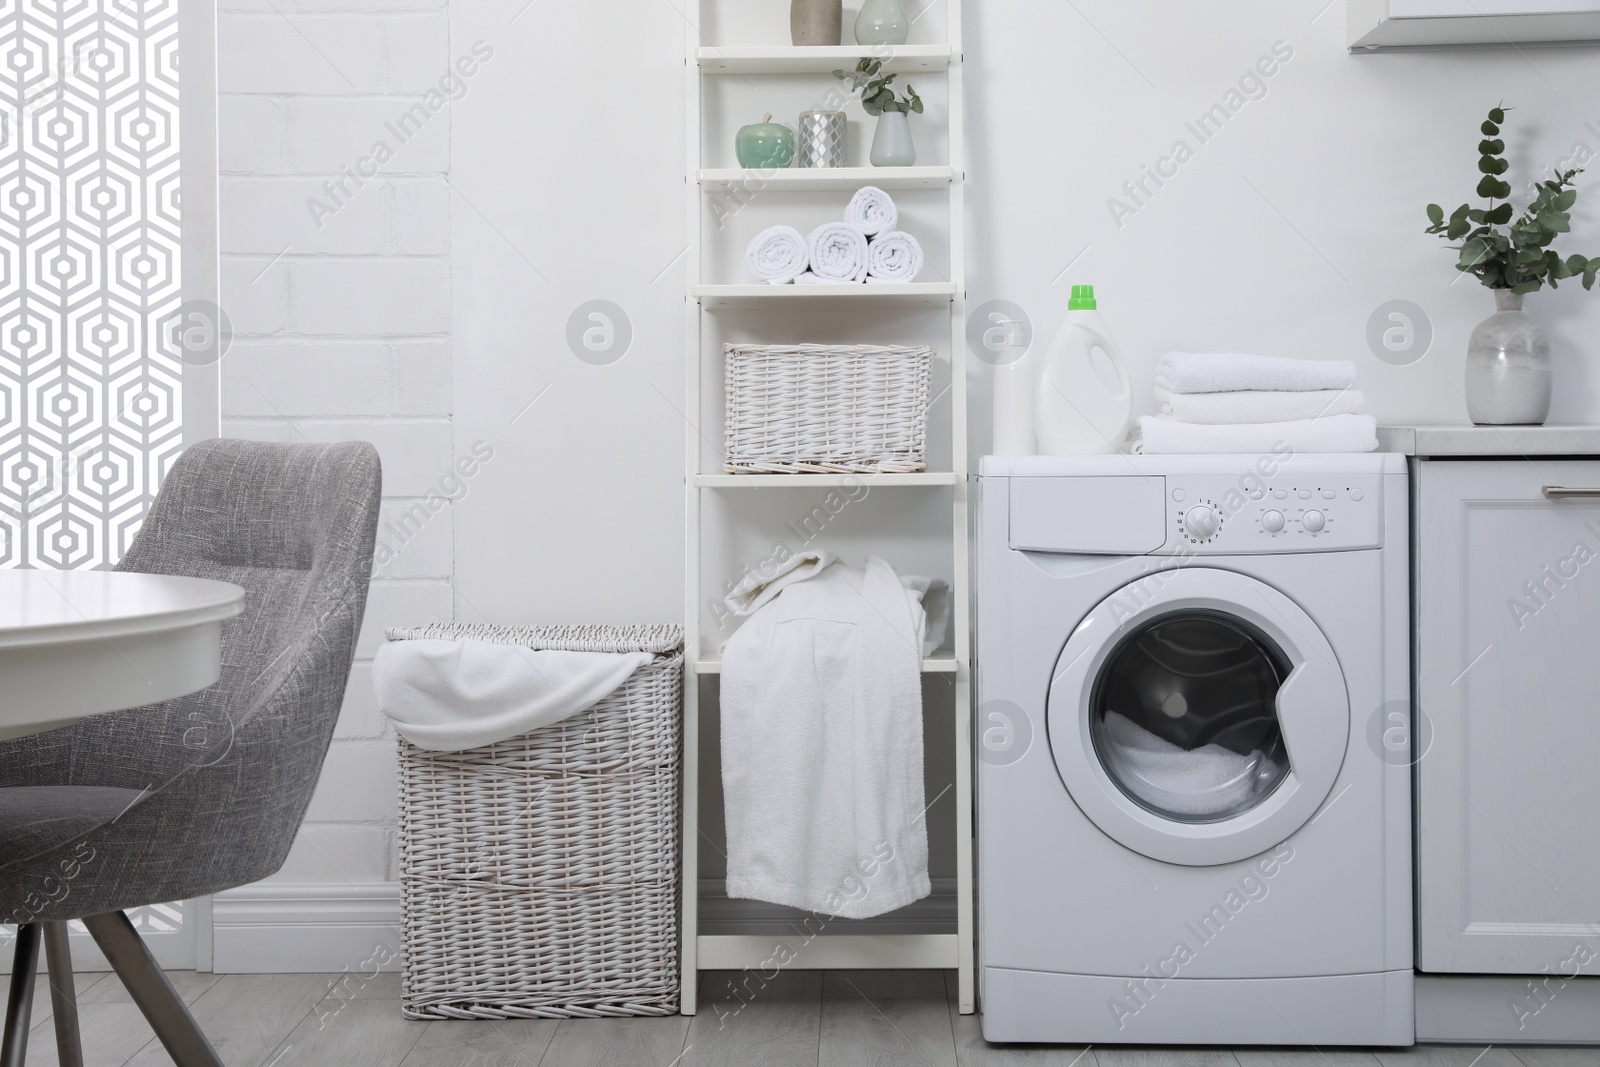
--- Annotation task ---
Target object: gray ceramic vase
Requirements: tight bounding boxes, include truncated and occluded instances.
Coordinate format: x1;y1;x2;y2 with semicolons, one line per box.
1465;289;1551;426
791;0;842;45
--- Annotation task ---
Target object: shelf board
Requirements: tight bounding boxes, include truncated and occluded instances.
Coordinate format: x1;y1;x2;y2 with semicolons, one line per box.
693;282;955;307
695;472;959;488
697;45;953;75
697;166;954;192
696;650;958;675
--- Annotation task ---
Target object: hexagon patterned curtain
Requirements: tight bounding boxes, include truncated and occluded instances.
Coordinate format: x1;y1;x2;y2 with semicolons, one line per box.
0;0;181;569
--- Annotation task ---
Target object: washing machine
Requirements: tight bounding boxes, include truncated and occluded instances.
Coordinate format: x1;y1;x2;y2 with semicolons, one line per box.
975;452;1413;1045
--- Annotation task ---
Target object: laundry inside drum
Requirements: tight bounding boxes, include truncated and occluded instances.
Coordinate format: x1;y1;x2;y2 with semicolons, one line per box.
1088;610;1291;823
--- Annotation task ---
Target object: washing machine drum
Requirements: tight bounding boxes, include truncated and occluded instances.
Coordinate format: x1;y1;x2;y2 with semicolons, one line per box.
1048;568;1350;866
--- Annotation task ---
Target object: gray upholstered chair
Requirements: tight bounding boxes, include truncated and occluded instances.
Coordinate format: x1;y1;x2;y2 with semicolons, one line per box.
0;439;381;1067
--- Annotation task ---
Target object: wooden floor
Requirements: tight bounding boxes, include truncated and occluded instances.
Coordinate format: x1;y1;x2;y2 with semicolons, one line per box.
14;969;1598;1066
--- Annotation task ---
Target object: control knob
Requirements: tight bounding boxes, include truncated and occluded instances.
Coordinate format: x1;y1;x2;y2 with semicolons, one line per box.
1183;505;1218;540
1302;509;1326;533
1261;510;1285;533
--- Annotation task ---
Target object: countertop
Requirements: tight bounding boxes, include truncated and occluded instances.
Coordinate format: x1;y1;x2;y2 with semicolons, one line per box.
1378;424;1600;456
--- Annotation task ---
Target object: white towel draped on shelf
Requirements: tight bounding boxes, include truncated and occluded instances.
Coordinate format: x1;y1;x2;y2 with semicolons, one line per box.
807;222;870;283
1155;352;1358;395
744;224;810;284
1156;387;1365;425
719;551;944;919
372;639;652;751
845;185;898;237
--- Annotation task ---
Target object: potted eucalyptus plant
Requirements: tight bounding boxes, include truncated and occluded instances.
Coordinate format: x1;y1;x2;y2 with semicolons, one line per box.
834;58;923;167
1426;105;1599;425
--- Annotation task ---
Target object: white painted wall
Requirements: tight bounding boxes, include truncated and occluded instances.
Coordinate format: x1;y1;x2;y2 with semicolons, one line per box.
217;0;458;886
214;0;1600;907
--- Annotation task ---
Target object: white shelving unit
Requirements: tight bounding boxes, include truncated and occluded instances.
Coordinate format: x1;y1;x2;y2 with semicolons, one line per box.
681;2;973;1017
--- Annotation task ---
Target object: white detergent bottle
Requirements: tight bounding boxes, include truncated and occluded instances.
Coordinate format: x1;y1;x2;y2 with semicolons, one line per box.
989;313;1043;455
1033;284;1133;454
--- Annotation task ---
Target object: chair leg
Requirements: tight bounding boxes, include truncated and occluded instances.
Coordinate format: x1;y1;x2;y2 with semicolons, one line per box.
41;923;82;1067
0;923;40;1067
82;912;222;1067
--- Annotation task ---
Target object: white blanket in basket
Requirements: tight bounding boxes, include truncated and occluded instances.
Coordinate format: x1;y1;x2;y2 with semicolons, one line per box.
373;639;653;751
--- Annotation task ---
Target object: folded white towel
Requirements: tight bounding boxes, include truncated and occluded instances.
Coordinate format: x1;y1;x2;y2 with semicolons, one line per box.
1156;387;1365;424
1100;712;1281;818
807;222;869;283
844;185;898;237
721;556;932;919
865;230;924;283
373;639;653;751
744;224;809;284
1155;353;1358;395
1136;413;1378;454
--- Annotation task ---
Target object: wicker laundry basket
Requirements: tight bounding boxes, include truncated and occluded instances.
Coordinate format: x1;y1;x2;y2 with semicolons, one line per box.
388;623;683;1020
723;343;933;474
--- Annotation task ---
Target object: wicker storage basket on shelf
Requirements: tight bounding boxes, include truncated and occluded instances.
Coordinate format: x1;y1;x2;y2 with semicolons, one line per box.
723;343;933;473
388;622;683;1020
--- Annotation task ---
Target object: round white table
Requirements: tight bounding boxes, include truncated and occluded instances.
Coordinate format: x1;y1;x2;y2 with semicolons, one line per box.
0;571;245;742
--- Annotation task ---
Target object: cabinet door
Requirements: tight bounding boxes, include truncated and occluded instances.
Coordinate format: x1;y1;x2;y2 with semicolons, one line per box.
1417;459;1600;973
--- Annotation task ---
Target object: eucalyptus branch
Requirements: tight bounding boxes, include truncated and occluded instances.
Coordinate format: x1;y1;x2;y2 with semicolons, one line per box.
832;58;923;116
1426;105;1600;293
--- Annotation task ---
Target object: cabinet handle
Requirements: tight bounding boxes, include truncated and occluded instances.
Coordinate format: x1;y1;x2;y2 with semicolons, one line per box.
1542;486;1600;500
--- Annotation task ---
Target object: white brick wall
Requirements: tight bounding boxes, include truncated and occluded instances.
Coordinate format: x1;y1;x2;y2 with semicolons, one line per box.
218;0;454;885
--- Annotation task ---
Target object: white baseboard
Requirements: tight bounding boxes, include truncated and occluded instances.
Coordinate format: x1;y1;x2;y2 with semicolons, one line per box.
208;878;960;975
211;883;401;974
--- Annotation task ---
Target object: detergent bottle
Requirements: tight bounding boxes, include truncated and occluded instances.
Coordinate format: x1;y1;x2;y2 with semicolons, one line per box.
990;310;1044;455
1033;284;1132;454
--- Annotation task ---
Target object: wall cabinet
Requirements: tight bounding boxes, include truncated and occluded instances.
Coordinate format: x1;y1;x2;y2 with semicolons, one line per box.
1349;0;1600;49
1415;459;1600;973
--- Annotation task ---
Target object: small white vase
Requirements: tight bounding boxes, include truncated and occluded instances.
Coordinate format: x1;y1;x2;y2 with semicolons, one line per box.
1464;289;1551;426
870;111;915;167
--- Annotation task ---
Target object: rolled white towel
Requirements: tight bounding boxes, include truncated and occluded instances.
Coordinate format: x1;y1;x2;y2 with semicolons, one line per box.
793;271;827;285
844;185;898;237
807;222;869;283
1156;387;1365;424
865;230;924;283
1155;353;1358;395
745;224;809;284
1136;413;1378;454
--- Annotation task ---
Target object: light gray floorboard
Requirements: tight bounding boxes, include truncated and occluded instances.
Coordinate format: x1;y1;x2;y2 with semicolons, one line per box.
1509;1052;1600;1067
821;969;958;1067
1234;1050;1384;1066
399;1017;560;1067
258;999;424;1067
320;971;403;1003
122;973;334;1067
537;1015;692;1067
683;970;822;1067
26;970;110;1032
1375;1048;1528;1067
1093;1050;1241;1067
20;1002;161;1067
946;965;1094;1066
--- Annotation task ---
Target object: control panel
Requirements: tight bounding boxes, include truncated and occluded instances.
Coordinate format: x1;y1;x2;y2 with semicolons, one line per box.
1164;475;1382;553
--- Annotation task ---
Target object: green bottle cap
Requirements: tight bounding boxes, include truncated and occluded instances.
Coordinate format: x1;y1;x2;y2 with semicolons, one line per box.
1068;284;1097;311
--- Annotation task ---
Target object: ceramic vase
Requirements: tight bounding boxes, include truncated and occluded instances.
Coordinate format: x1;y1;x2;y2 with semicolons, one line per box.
870;111;915;166
790;0;842;46
1465;289;1551;426
854;0;909;45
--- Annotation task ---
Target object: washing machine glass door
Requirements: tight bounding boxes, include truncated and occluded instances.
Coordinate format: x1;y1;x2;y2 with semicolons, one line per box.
1048;567;1349;866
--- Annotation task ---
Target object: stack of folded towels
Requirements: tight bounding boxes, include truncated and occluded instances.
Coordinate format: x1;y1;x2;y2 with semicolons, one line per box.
1138;353;1378;454
743;186;924;286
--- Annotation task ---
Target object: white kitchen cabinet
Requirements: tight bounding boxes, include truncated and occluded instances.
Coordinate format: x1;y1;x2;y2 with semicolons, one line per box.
1415;458;1600;974
1349;0;1600;49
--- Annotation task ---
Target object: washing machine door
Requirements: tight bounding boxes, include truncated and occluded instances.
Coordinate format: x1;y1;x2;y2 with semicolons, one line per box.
1047;567;1348;866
